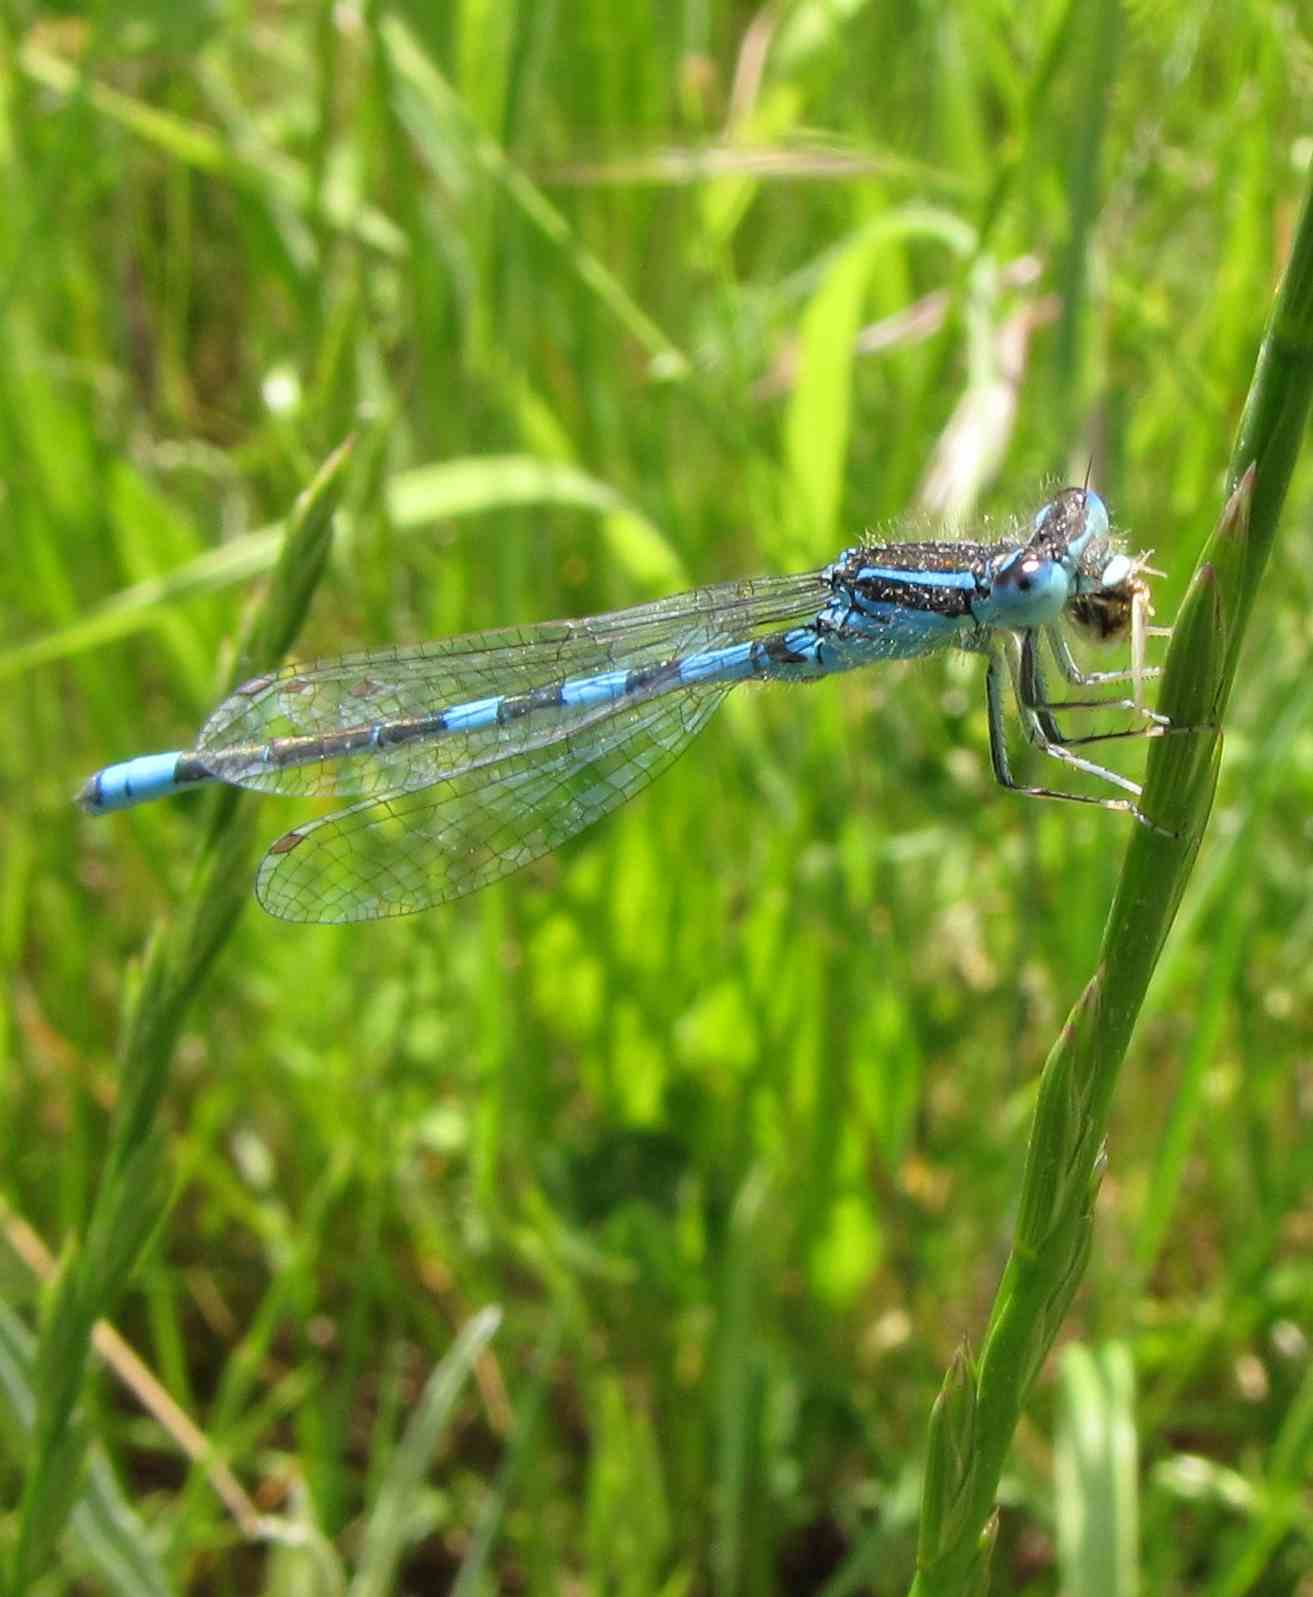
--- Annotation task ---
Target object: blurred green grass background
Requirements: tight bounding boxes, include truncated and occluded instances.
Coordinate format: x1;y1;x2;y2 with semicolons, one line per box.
5;2;1313;1592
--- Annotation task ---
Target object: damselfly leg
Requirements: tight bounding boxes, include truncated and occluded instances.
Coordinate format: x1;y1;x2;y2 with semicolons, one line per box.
983;629;1182;832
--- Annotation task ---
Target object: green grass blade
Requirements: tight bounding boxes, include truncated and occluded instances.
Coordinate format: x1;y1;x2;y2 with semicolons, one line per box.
350;1308;502;1597
0;1304;175;1597
449;1312;565;1597
380;17;689;378
910;160;1313;1597
13;12;1313;1593
10;439;352;1595
1055;1343;1139;1597
16;41;407;259
0;455;669;681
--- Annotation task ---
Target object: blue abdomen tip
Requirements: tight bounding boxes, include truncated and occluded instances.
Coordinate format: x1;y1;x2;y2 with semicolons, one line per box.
77;752;187;814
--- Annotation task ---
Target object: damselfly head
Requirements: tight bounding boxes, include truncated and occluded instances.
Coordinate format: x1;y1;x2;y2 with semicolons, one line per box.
1026;485;1110;564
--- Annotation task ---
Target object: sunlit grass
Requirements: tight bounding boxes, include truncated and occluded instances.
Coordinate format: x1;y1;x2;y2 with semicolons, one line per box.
4;3;1313;1593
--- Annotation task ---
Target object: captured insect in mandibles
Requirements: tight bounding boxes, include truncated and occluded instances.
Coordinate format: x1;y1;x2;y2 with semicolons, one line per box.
79;487;1169;924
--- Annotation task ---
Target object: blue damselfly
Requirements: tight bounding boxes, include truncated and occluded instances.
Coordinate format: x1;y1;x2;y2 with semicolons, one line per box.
79;486;1166;923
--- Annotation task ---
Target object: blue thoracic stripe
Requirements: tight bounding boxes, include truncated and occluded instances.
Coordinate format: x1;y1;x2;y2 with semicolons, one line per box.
853;564;979;590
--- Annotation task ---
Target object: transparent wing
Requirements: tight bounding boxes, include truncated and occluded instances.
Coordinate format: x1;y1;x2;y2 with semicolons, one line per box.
199;571;826;800
255;682;728;923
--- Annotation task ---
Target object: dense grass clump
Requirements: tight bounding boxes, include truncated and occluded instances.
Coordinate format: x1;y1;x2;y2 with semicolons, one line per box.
5;4;1313;1593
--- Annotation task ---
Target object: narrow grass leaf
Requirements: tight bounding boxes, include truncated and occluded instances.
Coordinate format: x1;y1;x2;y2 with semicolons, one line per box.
713;1170;771;1597
909;157;1313;1597
1194;1346;1313;1597
17;42;407;259
786;234;881;547
11;440;352;1594
786;209;975;549
450;1312;565;1597
1055;1343;1139;1597
350;1307;502;1597
380;17;689;377
0;1306;175;1597
3;456;664;680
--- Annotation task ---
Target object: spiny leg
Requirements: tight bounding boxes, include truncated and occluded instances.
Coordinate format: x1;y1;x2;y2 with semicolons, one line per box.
1046;627;1163;691
1028;629;1171;727
1045;628;1217;747
1014;635;1147;762
983;647;1144;817
999;638;1190;839
1018;632;1170;750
